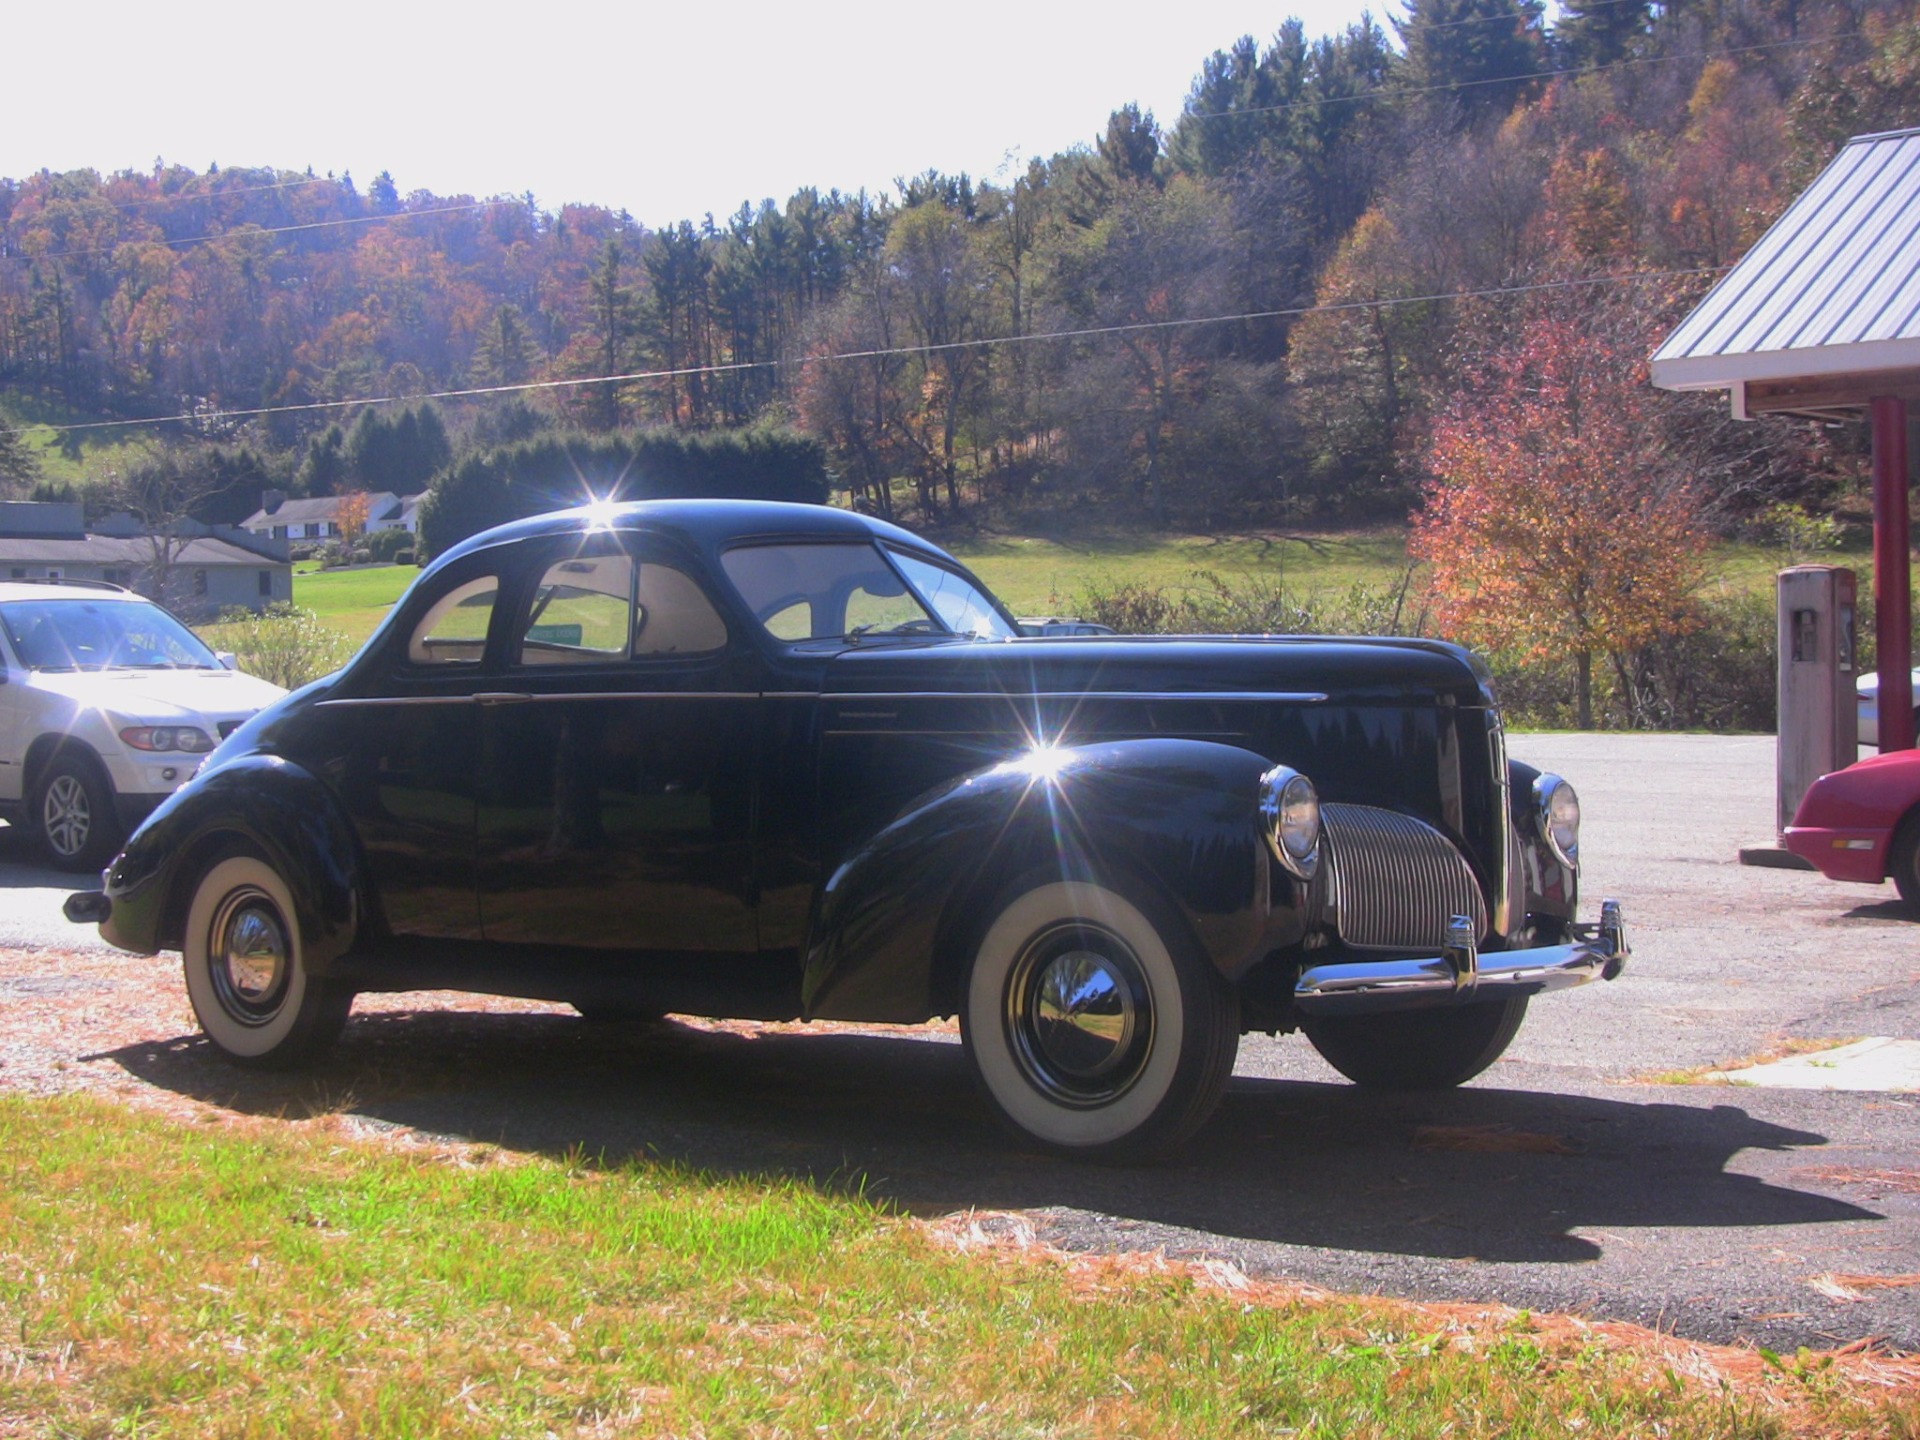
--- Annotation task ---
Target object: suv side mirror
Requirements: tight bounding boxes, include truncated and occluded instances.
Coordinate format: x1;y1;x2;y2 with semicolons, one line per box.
216;652;239;671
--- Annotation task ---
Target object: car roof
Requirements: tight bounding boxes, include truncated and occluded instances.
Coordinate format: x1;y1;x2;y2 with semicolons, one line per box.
0;581;145;604
435;499;948;569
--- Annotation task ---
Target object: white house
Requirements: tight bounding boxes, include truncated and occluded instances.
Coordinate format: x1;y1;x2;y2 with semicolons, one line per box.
243;495;405;545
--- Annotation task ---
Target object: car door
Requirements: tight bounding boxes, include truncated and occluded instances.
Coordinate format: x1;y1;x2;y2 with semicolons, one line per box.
325;553;505;941
475;533;760;957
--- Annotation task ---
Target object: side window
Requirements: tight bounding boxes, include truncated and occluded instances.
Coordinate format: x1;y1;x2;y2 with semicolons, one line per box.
517;554;634;665
633;564;728;655
408;575;499;665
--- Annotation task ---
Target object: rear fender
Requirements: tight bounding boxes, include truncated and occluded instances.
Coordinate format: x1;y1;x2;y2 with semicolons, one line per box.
102;755;367;971
802;738;1291;1023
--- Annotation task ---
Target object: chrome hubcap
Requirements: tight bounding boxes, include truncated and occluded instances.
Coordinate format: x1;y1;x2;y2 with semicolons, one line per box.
207;888;291;1023
1005;924;1153;1106
42;774;91;858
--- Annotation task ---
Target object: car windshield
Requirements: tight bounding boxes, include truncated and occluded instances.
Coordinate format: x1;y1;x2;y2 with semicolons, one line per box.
0;598;222;672
720;541;1014;643
886;548;1018;640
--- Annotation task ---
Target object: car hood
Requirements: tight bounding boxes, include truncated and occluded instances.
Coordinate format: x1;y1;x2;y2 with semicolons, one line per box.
819;634;1494;707
28;667;289;723
1857;667;1920;698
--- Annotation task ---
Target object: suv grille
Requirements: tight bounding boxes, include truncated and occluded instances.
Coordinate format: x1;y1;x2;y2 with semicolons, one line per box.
217;720;244;739
1321;803;1487;950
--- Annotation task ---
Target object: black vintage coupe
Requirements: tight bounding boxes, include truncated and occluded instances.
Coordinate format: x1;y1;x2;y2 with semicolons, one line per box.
70;500;1628;1158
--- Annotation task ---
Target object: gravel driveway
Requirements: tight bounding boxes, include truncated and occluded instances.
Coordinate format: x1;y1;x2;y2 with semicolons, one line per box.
3;732;1916;1353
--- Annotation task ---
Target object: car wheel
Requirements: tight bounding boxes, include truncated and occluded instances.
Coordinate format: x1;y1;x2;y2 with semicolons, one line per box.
1303;995;1529;1090
182;855;353;1069
34;752;122;872
1891;813;1920;910
960;880;1238;1161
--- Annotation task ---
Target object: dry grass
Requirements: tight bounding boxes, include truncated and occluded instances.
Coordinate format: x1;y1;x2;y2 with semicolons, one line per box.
1643;1035;1865;1086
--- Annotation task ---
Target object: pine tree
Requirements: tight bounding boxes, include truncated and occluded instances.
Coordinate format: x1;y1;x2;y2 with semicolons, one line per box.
1396;0;1546;126
586;239;640;431
1553;0;1650;69
0;418;41;495
472;305;537;388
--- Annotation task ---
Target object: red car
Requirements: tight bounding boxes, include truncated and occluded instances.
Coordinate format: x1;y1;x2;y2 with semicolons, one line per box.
1784;749;1920;907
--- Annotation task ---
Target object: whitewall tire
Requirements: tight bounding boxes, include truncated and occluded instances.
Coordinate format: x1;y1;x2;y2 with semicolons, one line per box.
182;855;353;1068
961;880;1238;1161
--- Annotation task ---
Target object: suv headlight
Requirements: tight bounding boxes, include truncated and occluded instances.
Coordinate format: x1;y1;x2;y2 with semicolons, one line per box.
1259;765;1320;880
1533;773;1580;868
120;726;216;754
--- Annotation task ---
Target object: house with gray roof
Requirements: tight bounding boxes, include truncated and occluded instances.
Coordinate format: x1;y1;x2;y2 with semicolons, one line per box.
0;502;291;620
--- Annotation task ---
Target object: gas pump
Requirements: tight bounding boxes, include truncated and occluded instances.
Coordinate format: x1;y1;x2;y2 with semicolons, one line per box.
1776;565;1858;835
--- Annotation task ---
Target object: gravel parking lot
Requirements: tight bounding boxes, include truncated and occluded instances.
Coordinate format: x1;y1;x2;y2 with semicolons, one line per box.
2;731;1916;1353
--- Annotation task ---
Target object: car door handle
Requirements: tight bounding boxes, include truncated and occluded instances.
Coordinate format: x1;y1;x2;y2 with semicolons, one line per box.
474;692;533;705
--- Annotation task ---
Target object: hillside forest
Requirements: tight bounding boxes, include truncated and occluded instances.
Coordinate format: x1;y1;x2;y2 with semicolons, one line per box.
1;0;1916;724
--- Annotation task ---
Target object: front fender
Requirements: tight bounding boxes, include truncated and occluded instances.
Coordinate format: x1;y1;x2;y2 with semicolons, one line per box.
1508;759;1577;939
802;737;1295;1023
100;754;366;972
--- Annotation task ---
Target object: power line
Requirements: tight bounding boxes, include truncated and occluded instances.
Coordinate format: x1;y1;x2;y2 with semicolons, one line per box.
103;175;348;211
1181;30;1849;121
39;264;1725;437
1382;0;1658;38
18;199;521;263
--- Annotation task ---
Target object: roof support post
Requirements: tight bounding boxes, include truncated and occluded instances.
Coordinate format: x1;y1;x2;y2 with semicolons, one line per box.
1871;395;1913;751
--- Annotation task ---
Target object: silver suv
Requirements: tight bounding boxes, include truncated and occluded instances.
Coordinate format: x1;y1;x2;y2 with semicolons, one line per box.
0;581;286;870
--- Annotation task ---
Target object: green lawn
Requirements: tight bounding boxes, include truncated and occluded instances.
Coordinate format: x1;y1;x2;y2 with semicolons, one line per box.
3;1093;1896;1439
294;564;419;647
949;527;1416;617
291;530;1871;646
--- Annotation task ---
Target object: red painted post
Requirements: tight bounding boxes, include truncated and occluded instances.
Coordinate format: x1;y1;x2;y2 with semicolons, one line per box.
1871;395;1913;752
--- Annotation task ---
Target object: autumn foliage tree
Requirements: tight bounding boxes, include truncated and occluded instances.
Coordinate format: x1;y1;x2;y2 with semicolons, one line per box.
334;490;373;548
1412;298;1709;728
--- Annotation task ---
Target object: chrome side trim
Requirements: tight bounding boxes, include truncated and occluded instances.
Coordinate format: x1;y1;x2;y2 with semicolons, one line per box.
316;696;480;707
322;689;1333;707
319;691;762;707
1293;898;1630;1016
820;691;1331;704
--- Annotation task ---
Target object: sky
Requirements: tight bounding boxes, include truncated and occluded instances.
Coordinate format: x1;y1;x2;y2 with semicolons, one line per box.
9;0;1385;229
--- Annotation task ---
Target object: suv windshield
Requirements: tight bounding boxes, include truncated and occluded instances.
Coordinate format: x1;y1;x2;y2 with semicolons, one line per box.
0;598;222;673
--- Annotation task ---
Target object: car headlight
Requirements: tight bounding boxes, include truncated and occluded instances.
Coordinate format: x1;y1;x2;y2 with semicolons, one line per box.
1259;765;1320;880
120;726;216;754
1533;773;1580;868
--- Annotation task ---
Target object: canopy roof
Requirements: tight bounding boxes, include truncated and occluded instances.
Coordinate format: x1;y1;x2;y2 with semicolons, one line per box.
1650;127;1920;419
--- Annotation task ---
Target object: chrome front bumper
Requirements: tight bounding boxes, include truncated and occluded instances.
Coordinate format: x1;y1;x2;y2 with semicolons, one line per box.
1292;899;1629;1017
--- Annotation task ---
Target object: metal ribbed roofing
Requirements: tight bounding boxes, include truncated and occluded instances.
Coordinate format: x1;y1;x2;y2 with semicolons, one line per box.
1651;127;1920;391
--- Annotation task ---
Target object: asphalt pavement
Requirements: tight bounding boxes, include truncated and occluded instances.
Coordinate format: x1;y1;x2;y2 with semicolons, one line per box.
4;732;1917;1351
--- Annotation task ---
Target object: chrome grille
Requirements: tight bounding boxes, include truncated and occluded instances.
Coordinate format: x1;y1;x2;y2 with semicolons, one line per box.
1322;802;1487;950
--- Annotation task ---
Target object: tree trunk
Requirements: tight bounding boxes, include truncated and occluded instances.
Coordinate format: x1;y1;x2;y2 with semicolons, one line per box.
1575;650;1594;730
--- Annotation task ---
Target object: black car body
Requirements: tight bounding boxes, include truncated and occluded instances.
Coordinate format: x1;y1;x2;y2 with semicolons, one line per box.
73;500;1628;1158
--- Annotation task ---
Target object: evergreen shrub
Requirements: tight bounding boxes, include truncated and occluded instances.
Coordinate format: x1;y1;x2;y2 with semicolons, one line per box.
417;426;828;558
